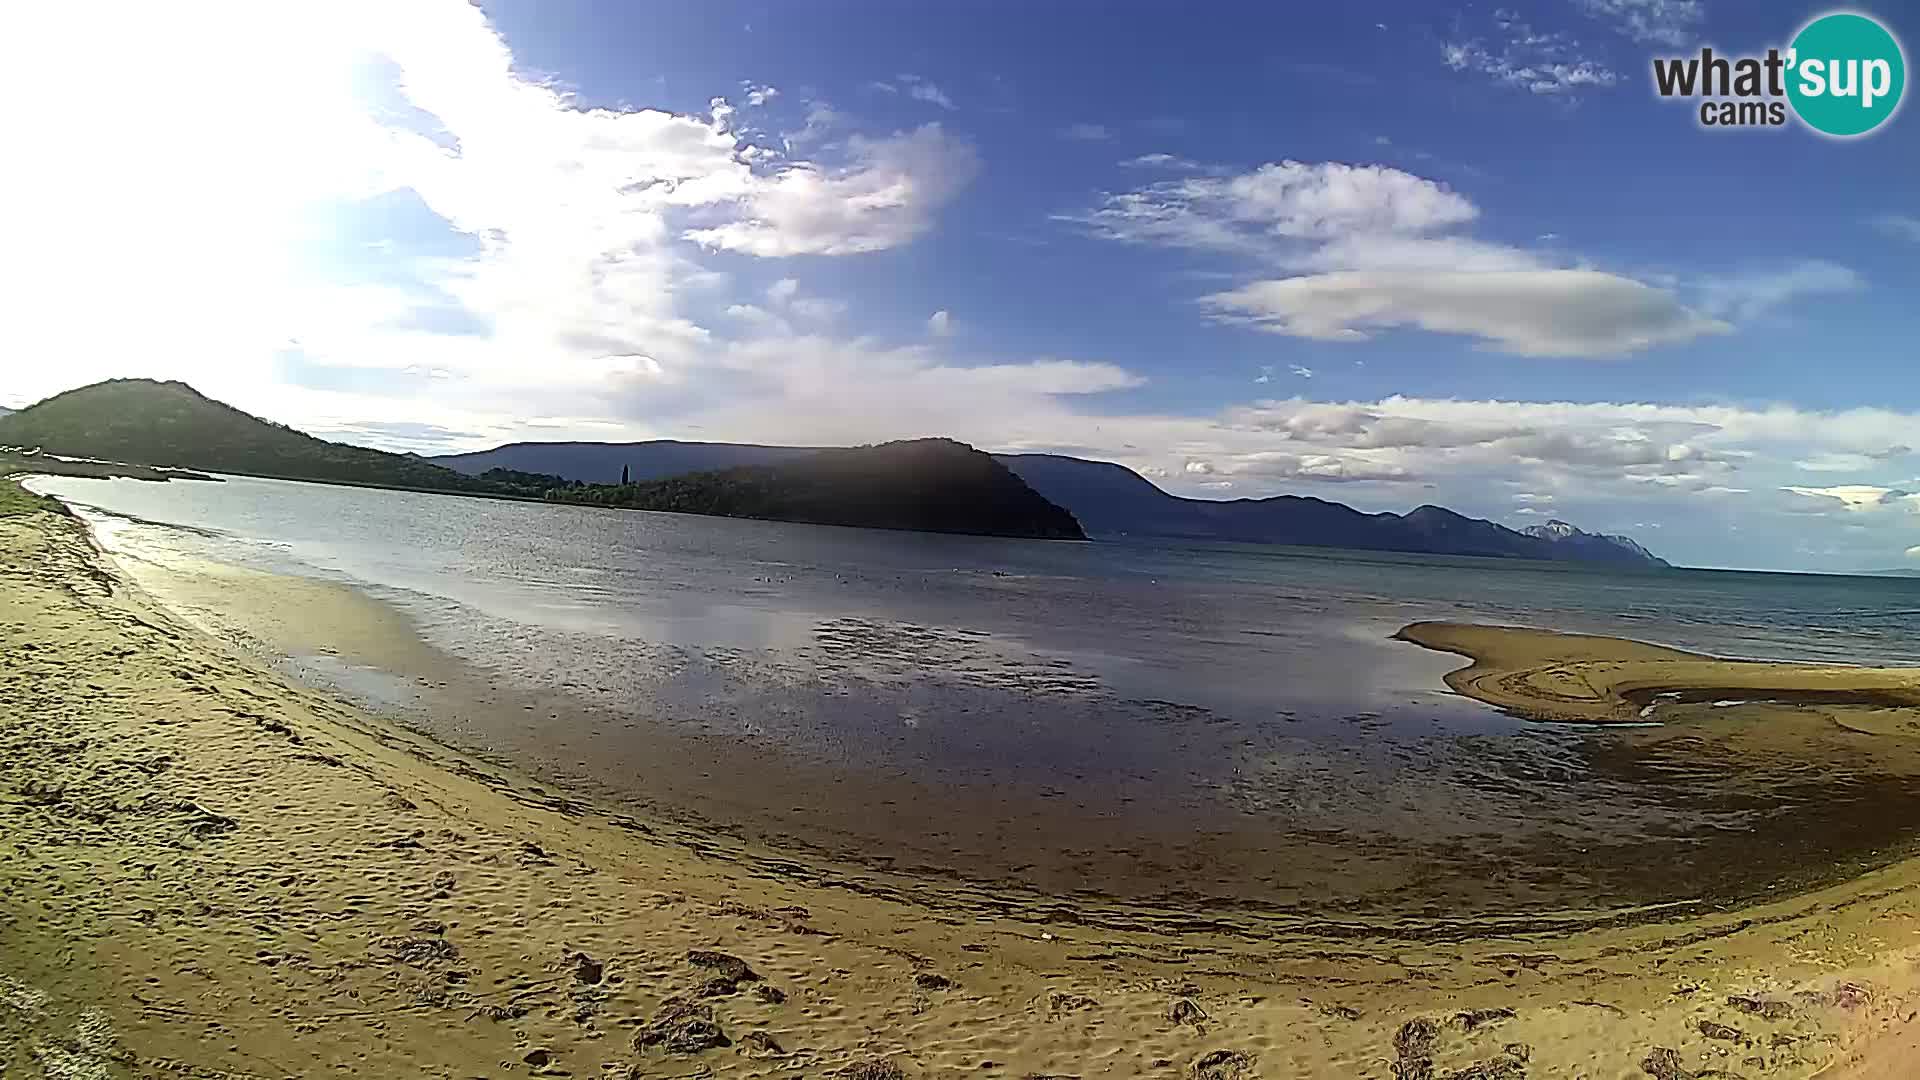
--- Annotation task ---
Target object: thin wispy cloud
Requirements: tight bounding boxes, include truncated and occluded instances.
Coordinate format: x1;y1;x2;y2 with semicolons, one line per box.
1691;260;1864;322
897;73;956;109
1870;214;1920;243
1121;152;1206;171
1441;10;1619;96
1059;123;1111;141
1575;0;1707;46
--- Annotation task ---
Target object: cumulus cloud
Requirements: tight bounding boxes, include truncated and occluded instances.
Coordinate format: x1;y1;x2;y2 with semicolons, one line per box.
1205;270;1728;355
684;124;979;256
0;0;1001;430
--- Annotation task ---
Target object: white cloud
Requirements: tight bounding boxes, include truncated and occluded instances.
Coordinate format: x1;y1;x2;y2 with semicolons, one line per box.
790;297;848;322
1442;9;1620;96
1211;452;1412;483
1121;153;1206;171
684;124;979;256
928;310;954;337
910;84;956;109
1796;446;1912;473
1782;485;1917;512
781;103;844;152
1073;161;1479;257
1060;123;1111;141
0;0;990;427
896;75;956;110
1907;546;1920;562
1289;365;1314;378
1575;0;1706;46
1298;232;1543;273
1694;260;1864;321
1442;41;1619;95
751;278;846;327
1074;159;1731;357
1870;215;1920;243
1205;270;1728;356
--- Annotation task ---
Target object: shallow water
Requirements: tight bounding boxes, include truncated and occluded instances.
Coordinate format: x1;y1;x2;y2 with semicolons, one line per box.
30;473;1920;924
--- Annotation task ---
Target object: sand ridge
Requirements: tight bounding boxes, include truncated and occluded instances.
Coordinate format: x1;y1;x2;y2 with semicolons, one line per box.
1395;621;1920;726
6;498;1920;1076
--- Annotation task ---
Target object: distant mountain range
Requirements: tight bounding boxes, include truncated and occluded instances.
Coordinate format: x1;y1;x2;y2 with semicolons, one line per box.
0;380;560;498
0;381;1079;541
1519;518;1662;566
435;441;1669;567
0;381;1665;564
435;440;823;484
549;438;1085;540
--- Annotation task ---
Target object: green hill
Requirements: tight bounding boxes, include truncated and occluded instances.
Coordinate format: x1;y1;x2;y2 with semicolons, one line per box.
551;438;1086;540
0;379;559;497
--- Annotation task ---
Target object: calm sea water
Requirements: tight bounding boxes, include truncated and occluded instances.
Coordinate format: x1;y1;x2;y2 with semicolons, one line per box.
30;473;1920;921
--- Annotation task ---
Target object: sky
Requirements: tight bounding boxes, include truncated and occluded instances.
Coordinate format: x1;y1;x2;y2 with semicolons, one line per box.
1;0;1917;572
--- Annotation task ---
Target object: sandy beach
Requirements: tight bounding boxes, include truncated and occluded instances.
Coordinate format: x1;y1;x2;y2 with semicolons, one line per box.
7;491;1920;1077
1394;622;1920;726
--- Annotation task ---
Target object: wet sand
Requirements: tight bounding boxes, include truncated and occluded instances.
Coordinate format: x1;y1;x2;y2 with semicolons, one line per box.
1395;621;1920;725
7;497;1920;1076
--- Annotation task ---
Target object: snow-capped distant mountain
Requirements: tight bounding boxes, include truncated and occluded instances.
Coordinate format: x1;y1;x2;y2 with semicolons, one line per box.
1523;520;1666;567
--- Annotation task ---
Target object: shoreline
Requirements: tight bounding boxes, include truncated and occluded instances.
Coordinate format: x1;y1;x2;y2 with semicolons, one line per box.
1395;620;1920;725
6;494;1920;1076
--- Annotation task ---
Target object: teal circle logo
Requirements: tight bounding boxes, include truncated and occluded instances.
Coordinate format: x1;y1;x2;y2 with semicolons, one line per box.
1787;12;1906;136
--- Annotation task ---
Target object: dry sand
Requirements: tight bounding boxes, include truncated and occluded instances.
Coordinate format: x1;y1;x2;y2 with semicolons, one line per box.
6;498;1920;1077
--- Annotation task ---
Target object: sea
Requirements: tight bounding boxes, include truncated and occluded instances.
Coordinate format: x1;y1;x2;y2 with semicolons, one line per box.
29;473;1920;928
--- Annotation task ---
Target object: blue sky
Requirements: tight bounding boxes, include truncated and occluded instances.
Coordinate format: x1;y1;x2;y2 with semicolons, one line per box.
3;0;1917;570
